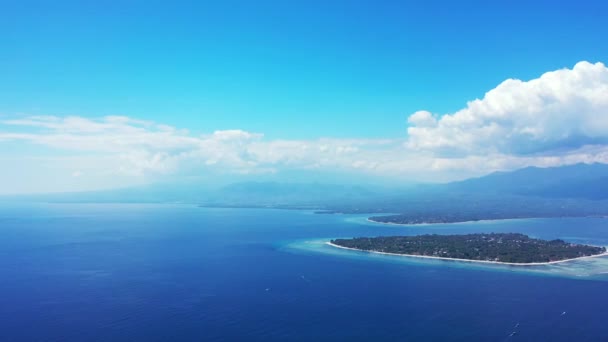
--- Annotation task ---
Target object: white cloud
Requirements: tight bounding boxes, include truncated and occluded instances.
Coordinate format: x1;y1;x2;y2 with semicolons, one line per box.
407;61;608;155
408;110;437;128
211;129;263;141
2;61;608;193
0;115;408;185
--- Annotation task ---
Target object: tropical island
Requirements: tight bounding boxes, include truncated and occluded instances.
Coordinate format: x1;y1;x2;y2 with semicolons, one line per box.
367;213;536;225
329;233;607;265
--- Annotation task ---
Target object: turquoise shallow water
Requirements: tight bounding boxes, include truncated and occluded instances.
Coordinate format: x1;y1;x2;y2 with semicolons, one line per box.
286;216;608;281
286;238;608;281
1;203;608;341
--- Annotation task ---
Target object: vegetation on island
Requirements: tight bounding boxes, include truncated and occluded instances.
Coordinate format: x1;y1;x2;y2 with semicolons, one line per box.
367;213;535;225
330;233;606;264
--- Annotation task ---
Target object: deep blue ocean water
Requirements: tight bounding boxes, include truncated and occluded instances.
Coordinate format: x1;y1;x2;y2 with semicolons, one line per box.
1;203;608;341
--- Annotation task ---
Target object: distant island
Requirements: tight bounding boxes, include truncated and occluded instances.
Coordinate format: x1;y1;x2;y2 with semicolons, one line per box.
367;213;543;225
329;233;607;265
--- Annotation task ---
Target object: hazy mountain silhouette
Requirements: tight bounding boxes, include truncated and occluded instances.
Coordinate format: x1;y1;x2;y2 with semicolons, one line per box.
445;163;608;200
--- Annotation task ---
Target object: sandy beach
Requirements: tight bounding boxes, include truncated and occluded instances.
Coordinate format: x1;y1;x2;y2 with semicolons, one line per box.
365;217;532;226
326;241;608;267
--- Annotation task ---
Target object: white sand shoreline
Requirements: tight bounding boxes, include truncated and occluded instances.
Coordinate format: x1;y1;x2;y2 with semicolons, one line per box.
326;241;608;267
365;215;608;227
365;217;532;226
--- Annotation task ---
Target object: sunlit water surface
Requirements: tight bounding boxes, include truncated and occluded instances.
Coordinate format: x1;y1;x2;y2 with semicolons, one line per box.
1;203;608;341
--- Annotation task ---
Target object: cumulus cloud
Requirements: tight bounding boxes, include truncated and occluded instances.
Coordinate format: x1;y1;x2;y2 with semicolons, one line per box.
0;115;407;182
407;61;608;155
4;114;604;188
408;111;437;128
2;61;608;193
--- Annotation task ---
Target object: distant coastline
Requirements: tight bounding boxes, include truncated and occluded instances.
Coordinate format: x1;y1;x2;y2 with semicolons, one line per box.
366;215;608;226
326;241;608;266
197;205;608;226
365;217;528;226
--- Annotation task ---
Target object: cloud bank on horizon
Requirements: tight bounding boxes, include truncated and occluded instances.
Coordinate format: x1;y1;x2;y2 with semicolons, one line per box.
2;61;608;193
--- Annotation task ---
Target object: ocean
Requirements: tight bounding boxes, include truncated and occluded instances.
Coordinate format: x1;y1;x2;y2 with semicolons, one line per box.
1;203;608;341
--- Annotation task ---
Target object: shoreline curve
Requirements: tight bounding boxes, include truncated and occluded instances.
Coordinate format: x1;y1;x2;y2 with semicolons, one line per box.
326;241;608;267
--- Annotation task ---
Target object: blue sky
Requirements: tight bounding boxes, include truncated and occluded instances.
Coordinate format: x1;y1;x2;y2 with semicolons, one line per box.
1;1;608;193
3;0;607;138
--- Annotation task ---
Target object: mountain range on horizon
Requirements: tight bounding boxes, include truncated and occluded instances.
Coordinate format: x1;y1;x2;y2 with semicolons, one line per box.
5;162;608;206
445;162;608;200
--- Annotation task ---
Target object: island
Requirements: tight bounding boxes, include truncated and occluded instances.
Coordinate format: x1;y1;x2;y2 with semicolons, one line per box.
329;233;607;265
367;213;539;225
